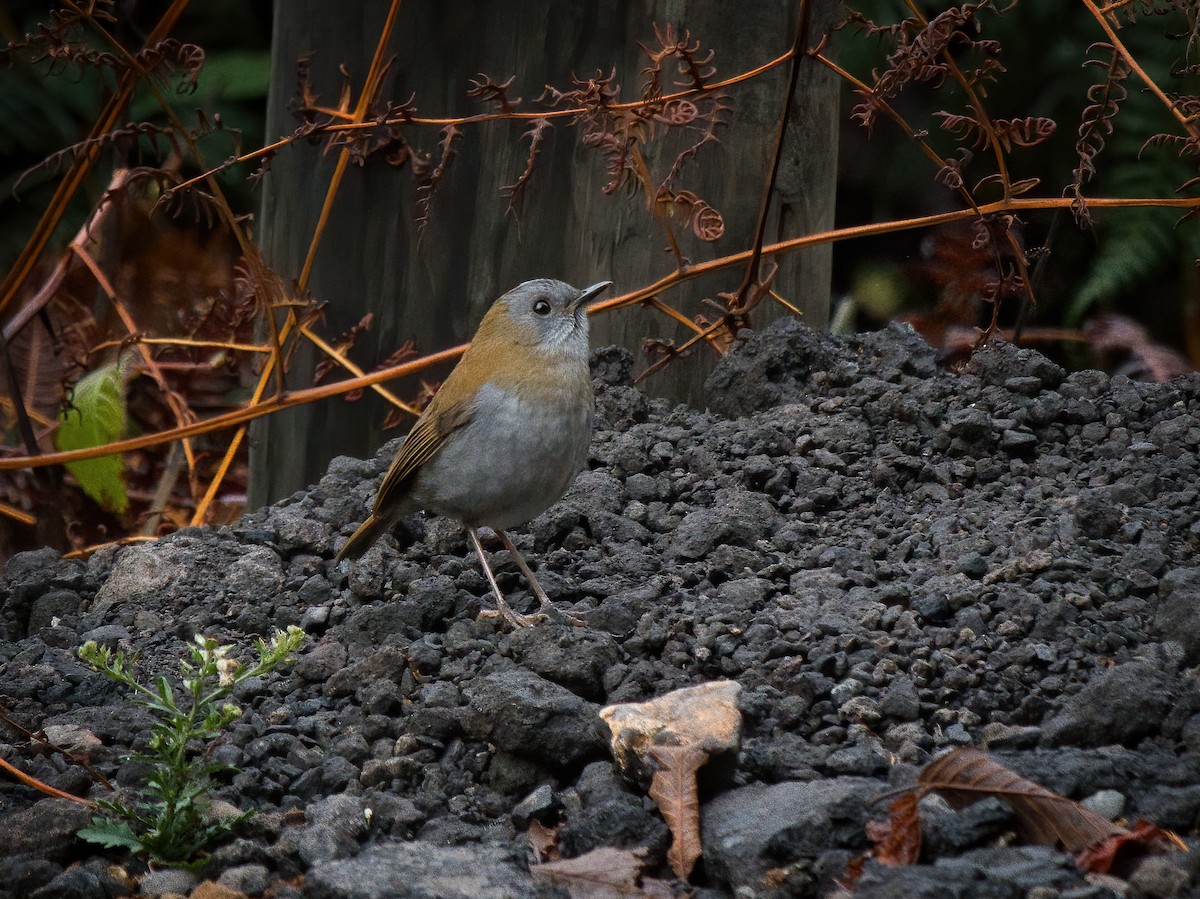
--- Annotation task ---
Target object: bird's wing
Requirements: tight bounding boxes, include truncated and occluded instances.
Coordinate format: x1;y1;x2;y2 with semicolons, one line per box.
372;396;476;512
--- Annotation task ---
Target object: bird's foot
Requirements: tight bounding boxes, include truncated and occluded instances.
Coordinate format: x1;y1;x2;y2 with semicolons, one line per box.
476;596;539;629
476;599;585;629
536;598;587;628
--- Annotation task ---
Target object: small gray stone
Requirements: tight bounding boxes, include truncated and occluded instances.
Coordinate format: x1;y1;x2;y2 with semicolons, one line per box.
306;841;535;899
217;863;270;895
1155;568;1200;664
1001;429;1038;454
507;626;620;701
301;605;332;630
979;723;1042;750
28;589;82;631
511;784;559;829
139;867;199;896
1127;855;1191;898
90;546;177;612
1080;789;1126;821
1042;659;1178;747
80;624;130;648
295;639;348;682
29;866;107;899
880;677;921;721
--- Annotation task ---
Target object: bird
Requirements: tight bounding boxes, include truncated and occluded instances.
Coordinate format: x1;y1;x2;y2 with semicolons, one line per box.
334;278;613;628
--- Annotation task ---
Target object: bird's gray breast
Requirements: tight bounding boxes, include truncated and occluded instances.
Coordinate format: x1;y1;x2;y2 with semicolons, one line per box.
412;381;593;529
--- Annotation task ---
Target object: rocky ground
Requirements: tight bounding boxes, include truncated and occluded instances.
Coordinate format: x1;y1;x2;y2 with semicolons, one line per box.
2;319;1200;898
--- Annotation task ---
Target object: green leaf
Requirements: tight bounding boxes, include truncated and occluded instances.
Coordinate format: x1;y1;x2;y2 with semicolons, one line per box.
155;676;176;711
78;817;145;853
55;360;130;514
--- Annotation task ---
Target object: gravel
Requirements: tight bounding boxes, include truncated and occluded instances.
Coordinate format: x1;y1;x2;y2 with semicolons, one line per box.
2;318;1199;897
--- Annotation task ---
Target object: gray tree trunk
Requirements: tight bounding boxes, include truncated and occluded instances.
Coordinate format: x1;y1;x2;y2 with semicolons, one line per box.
251;0;839;507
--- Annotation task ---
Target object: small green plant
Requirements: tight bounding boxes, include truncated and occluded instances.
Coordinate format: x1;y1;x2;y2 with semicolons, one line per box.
77;626;305;866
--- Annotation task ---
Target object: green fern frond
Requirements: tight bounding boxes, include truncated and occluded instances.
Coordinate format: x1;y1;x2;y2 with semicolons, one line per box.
1068;206;1179;325
1068;92;1197;326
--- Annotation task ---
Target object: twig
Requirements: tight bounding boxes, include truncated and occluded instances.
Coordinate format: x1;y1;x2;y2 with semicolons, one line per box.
139;442;185;537
0;755;93;806
166;48;799;198
0;704;113;791
4;187;1200;475
734;0;812;311
0;501;36;526
300;323;421;416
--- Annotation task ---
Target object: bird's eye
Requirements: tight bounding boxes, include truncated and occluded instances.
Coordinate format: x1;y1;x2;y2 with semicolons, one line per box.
533;298;552;315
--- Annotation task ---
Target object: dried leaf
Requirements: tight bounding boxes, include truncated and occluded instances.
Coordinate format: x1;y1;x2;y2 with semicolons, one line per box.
1007;177;1041;196
501;117;553;216
467;72;522;113
599;680;741;786
838;855;869;893
530;846;671;899
919;747;1125;852
1075;820;1182;874
648;742;708;880
315;313;374;386
528;819;560;863
866;793;922;866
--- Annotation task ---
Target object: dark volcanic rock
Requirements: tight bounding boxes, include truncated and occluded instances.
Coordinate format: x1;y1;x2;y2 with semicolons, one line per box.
701;777;877;892
1155;567;1200;663
0;799;92;861
306;842;534;899
463;669;604;767
1041;656;1190;748
4;328;1200;898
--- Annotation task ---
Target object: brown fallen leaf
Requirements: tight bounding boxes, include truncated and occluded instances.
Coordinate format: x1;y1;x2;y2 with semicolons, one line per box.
648;742;708;881
529;846;673;899
528;818;561;863
838;789;922;890
1075;820;1184;874
866;793;922;866
596;681;743;886
919;747;1125;852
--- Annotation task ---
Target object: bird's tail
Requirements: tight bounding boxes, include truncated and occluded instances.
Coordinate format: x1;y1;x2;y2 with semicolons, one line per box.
333;513;392;563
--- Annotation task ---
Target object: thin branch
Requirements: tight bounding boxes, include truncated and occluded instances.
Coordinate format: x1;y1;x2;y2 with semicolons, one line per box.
5;189;1200;474
735;0;812;310
165;48;798;198
0;344;468;472
0;754;93;806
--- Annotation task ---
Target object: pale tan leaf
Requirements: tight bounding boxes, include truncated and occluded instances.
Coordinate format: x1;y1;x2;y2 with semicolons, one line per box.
530;846;658;899
648;742;708;880
919;747;1125;852
599;680;741;785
